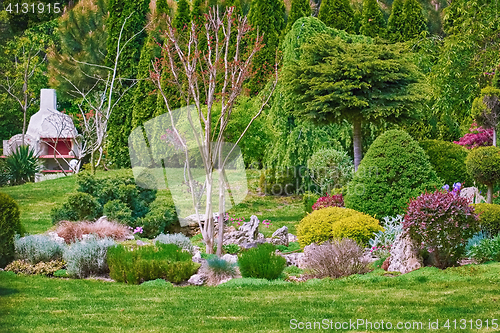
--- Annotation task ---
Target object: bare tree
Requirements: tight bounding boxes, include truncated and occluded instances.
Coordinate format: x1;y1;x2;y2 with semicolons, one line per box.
0;32;48;145
151;7;279;255
61;12;147;174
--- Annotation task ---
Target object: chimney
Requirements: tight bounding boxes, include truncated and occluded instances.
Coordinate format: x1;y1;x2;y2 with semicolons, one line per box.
40;89;57;110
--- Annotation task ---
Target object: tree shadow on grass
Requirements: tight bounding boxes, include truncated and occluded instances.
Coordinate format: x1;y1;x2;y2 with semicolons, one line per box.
0;288;19;297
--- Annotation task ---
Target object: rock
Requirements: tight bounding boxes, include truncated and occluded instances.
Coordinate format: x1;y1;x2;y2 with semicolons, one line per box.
460;187;485;204
221;254;237;264
238;215;260;240
192;252;204;264
223;215;261;246
136;240;148;246
217;277;233;285
271;226;289;246
188;274;206;286
179;213;225;228
288;233;298;243
387;232;423;274
282;252;305;268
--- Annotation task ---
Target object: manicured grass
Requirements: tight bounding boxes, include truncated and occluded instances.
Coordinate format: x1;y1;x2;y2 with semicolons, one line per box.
1;264;500;332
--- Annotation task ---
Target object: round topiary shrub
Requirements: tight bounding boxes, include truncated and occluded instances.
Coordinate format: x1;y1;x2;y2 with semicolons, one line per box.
51;192;102;224
344;129;441;218
0;192;23;268
419;139;472;187
403;189;479;269
473;203;500;236
297;206;383;247
307;148;354;193
466;146;500;203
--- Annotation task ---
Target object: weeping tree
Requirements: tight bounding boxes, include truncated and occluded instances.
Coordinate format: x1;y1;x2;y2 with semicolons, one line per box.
283;33;426;170
149;7;278;255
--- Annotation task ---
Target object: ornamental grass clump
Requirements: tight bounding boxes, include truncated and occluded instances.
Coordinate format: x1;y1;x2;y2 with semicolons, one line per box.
202;257;238;286
55;220;131;244
238;243;286;280
466;234;500;263
403;188;480;269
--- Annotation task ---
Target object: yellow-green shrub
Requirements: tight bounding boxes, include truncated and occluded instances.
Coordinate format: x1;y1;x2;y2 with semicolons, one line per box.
331;213;383;246
297;207;382;247
473;203;500;236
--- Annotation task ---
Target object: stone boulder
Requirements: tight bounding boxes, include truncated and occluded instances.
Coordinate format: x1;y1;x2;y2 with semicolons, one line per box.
387;232;423;274
270;226;289;246
221;254;238;264
223;215;260;246
188;273;206;286
460;186;485;204
282;252;305;268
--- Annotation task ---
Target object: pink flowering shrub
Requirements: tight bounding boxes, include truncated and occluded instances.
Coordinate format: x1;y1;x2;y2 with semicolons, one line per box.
312;194;344;211
403;189;480;268
454;122;493;149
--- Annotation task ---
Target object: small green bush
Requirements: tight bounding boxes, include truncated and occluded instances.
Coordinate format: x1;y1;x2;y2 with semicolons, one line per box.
103;200;133;224
238;243;286;280
307;148;354;193
0;192;23;268
259;167;297;196
63;236;115;278
223;243;241;254
344;130;441;218
303;191;321;213
473;203;500;236
15;234;65;264
276;242;301;253
107;243;199;284
466;234;500;263
0;158;10;186
419;139;472;187
297;206;382;247
51;192;102;224
134;197;177;238
466;146;500;202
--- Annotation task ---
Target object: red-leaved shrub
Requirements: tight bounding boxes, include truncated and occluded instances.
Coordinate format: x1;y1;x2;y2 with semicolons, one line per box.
55;220;131;244
312;194;344;210
453;122;493;149
403;189;479;268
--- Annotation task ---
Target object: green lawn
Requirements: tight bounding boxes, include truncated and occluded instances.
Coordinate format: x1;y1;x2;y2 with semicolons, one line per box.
1;264;500;332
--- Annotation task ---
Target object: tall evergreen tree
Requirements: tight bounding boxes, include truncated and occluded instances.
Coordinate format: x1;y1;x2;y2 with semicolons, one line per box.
401;0;427;40
318;0;354;33
225;0;242;16
248;0;286;94
387;0;404;42
191;0;205;29
105;0;150;168
285;0;310;33
174;0;191;30
359;0;386;38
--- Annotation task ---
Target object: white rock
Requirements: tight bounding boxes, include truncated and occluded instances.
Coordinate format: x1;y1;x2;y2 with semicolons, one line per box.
221;254;237;264
188;274;206;286
388;232;423;274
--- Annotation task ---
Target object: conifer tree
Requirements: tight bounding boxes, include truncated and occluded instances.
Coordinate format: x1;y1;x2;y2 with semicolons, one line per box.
174;0;191;31
401;0;427;40
248;0;286;94
387;0;404;42
285;0;310;33
359;0;386;38
225;0;242;16
191;0;205;29
318;0;354;33
105;0;150;168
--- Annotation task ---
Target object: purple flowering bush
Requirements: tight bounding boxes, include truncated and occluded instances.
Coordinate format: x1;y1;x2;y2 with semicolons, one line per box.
403;185;480;268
